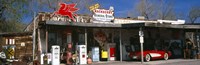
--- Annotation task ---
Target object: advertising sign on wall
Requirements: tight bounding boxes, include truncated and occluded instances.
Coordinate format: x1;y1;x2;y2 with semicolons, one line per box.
92;7;114;22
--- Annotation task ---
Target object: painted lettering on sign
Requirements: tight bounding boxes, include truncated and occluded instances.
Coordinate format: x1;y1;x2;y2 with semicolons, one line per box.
92;9;114;22
94;9;113;14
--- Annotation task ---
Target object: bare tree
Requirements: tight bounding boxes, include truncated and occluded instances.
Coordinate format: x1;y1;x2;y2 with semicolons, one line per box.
135;0;156;20
133;0;177;20
188;6;200;23
157;0;176;20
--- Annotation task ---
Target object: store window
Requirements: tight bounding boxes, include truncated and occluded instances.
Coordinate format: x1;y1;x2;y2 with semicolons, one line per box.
6;38;15;45
78;34;85;45
48;32;57;52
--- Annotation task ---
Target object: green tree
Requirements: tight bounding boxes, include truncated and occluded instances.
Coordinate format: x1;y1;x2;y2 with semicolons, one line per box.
0;21;26;32
0;0;28;32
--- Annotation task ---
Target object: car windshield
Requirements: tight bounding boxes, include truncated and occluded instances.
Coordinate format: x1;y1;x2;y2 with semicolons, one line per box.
128;44;162;52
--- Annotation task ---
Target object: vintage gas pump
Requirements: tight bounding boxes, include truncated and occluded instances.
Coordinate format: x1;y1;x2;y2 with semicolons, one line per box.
77;45;87;64
51;45;60;65
43;53;48;65
92;47;100;61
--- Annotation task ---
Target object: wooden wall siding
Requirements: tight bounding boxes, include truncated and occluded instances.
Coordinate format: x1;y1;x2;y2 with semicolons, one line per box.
0;35;32;61
14;35;33;60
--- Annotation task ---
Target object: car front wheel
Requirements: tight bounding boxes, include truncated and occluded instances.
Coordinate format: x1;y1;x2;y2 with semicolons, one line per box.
164;53;169;60
145;54;151;62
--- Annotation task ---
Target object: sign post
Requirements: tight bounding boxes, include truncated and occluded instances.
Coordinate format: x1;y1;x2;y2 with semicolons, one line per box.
139;27;144;64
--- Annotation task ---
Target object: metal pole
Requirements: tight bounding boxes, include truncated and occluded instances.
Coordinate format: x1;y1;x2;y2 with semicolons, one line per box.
141;42;144;63
85;28;87;53
84;28;88;64
120;29;122;62
197;36;200;52
139;27;144;64
33;12;36;61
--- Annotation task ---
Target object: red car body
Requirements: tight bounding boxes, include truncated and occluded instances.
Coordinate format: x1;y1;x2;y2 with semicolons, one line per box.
128;50;172;61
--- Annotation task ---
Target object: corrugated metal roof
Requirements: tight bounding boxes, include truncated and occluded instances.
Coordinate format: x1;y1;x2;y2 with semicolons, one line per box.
46;21;122;28
45;20;200;29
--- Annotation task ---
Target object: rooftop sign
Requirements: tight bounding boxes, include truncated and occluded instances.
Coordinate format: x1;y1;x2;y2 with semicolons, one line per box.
89;3;100;11
93;9;113;14
92;8;114;22
54;3;79;22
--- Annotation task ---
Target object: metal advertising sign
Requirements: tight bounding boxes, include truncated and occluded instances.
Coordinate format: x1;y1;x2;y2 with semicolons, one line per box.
54;3;79;22
2;45;15;59
7;48;14;58
92;8;114;22
89;3;100;11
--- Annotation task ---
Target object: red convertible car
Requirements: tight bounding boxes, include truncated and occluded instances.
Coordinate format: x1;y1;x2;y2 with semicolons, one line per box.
128;49;172;62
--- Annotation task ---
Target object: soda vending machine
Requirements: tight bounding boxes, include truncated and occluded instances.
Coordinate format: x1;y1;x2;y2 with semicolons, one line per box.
51;45;60;65
109;47;115;61
77;45;87;64
108;43;116;61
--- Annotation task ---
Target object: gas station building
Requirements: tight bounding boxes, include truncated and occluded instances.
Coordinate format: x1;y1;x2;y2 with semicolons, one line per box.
22;11;200;65
0;2;199;65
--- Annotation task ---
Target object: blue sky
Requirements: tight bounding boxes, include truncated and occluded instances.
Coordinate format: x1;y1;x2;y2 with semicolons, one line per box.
95;0;200;18
23;0;200;23
95;0;136;17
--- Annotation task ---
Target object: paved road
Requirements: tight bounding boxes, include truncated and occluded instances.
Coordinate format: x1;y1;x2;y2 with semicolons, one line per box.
90;59;200;65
